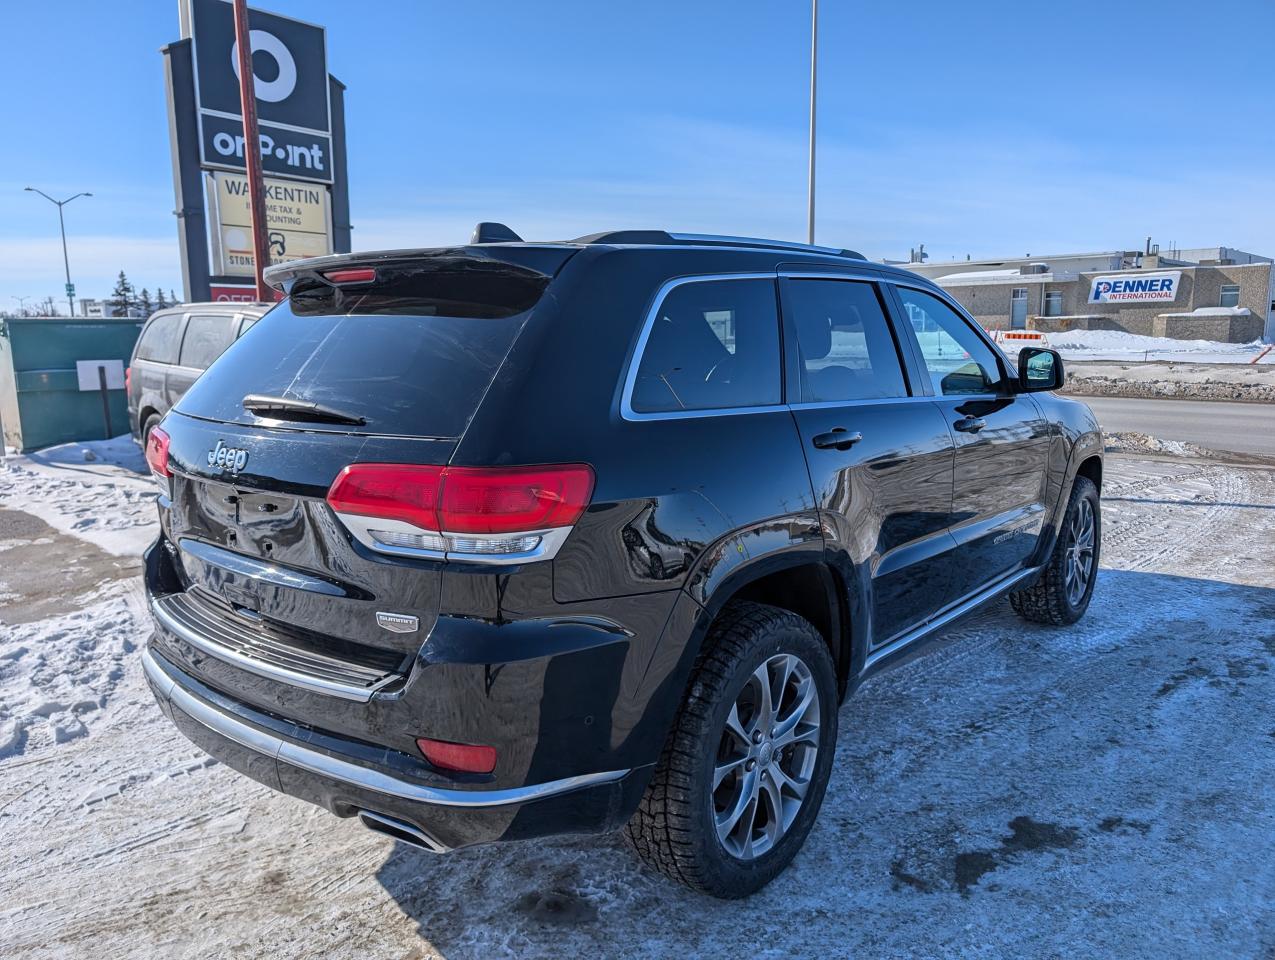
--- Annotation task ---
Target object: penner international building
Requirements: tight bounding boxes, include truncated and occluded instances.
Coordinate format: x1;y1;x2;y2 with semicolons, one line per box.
901;245;1274;343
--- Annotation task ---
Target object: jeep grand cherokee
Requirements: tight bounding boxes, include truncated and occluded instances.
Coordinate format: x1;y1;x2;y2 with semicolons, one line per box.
141;225;1103;898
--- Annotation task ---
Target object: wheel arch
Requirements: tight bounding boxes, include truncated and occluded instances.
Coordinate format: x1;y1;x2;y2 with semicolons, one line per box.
689;549;857;702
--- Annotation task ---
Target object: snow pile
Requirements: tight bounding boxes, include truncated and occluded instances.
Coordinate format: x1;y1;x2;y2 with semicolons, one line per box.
1050;329;1269;364
0;435;158;556
0;589;142;759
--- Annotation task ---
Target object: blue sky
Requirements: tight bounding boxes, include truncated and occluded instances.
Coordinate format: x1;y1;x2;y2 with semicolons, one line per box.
3;0;1274;307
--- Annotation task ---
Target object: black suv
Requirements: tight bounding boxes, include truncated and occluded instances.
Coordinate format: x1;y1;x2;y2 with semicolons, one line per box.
141;228;1102;898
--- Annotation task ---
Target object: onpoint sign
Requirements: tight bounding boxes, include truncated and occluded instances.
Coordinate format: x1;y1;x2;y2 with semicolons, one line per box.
187;0;332;184
1088;271;1181;304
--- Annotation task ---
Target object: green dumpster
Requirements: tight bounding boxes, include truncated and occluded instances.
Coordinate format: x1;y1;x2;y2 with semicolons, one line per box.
0;316;143;453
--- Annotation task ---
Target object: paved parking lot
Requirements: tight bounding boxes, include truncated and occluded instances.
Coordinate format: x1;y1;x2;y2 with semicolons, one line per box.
1;445;1273;959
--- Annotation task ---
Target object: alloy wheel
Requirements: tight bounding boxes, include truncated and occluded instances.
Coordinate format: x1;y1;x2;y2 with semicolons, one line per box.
1064;497;1096;605
712;653;822;860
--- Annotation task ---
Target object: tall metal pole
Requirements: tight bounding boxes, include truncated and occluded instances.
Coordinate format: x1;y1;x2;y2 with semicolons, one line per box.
24;187;90;316
806;0;818;246
232;0;273;302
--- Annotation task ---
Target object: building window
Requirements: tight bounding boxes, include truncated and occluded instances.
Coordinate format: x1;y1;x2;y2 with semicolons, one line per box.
1219;284;1240;308
1043;291;1063;317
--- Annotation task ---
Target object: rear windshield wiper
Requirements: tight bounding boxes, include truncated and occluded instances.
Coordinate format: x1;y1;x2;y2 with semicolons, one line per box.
242;394;366;426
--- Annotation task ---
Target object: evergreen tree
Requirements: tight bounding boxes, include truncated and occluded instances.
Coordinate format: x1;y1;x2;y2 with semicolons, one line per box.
155;289;169;310
110;271;135;316
169;288;180;306
139;288;153;316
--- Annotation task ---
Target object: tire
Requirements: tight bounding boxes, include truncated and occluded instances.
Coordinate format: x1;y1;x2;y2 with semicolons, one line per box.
625;601;838;898
141;413;161;449
1010;475;1100;625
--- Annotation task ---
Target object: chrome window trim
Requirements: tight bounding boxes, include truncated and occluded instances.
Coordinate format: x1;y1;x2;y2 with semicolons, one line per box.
619;272;782;423
142;648;631;808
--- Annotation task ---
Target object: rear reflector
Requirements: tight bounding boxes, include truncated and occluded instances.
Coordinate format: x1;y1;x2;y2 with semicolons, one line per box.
322;267;376;284
145;425;172;478
416;737;497;774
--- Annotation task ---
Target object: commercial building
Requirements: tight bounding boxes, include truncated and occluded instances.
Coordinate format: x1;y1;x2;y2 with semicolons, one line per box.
903;245;1274;342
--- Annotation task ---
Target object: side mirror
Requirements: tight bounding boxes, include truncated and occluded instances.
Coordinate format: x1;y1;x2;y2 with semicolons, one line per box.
1017;346;1064;392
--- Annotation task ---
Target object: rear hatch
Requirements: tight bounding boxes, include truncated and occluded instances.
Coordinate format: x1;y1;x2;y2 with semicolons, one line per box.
154;247;574;700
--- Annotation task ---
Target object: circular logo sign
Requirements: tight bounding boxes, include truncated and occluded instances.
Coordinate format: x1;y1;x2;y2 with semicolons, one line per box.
230;29;297;103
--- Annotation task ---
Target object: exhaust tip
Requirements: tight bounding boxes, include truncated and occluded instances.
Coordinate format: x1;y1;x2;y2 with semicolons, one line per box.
357;810;450;854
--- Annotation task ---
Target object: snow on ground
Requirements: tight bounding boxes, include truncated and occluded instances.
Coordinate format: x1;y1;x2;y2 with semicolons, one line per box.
1048;328;1271;364
1;440;1273;958
0;435;157;557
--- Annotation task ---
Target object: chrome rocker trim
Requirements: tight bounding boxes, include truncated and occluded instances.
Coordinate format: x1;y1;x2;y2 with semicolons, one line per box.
141;648;631;809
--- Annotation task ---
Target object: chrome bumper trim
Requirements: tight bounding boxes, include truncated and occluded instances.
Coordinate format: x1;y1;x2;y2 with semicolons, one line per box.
150;596;397;703
141;648;630;808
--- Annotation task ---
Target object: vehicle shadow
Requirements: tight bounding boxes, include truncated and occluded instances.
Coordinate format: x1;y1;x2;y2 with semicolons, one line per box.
372;568;1275;959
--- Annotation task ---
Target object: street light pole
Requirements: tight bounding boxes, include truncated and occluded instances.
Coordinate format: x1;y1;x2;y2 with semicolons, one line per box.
806;0;818;246
24;187;91;316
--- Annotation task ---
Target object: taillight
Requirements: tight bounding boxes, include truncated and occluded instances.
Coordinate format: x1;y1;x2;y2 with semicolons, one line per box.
416;737;497;774
124;366;131;392
326;462;594;562
145;426;171;478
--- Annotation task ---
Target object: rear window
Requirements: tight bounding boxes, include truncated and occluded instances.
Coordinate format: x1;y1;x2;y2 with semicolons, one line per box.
136;313;184;363
175;258;551;438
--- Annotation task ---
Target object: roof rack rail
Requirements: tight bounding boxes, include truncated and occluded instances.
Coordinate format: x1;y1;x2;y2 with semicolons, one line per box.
571;230;865;260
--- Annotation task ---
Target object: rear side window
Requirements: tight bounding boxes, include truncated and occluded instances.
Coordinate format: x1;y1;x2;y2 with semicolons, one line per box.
136;313;184;363
179;314;235;369
630;278;781;414
786;279;907;402
176;258;552;438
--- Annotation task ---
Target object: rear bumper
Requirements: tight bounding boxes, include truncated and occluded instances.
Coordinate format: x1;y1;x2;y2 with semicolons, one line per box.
142;646;647;850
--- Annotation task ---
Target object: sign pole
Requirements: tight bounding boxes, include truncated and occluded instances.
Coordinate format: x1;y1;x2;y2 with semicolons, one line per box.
232;0;273;302
96;365;113;439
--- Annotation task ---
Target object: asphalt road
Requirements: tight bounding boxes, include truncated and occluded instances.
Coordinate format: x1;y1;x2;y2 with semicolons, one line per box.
1082;396;1275;457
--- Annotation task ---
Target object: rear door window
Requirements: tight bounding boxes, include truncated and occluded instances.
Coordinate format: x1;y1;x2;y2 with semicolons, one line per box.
629;278;781;414
785;279;908;402
179;314;236;369
175;258;553;438
136;313;184;364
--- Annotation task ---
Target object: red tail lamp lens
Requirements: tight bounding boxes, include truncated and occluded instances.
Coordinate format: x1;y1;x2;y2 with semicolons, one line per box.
145;425;172;478
416;737;497;774
326;463;594;535
323;267;376;284
438;465;594;534
326;463;443;529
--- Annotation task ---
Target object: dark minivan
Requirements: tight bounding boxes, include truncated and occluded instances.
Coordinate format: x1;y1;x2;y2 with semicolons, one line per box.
141;228;1103;898
127;302;270;446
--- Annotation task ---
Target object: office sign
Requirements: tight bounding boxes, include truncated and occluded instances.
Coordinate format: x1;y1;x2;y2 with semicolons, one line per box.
208;171;331;276
188;0;332;183
1088;271;1181;304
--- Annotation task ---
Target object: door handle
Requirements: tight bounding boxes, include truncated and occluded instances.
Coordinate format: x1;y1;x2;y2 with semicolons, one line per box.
811;428;863;451
953;416;987;433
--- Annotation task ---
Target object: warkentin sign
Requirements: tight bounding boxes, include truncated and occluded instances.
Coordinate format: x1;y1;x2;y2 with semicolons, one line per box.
1088;271;1181;304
